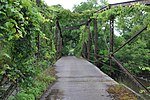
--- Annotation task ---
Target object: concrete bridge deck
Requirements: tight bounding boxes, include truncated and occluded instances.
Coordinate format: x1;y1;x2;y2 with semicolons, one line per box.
41;56;119;100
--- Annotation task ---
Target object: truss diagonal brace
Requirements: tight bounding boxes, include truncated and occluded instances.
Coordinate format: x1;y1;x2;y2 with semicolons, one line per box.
111;25;147;55
111;56;150;94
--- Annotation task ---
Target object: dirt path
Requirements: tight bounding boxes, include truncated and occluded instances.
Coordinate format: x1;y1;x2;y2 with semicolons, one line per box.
40;56;118;100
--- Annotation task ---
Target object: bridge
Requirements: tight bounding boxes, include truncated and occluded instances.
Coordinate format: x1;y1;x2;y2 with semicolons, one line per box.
1;0;150;100
54;0;150;97
43;0;150;99
40;56;136;100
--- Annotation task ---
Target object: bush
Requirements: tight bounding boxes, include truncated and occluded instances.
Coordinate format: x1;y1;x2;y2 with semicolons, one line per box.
8;67;56;100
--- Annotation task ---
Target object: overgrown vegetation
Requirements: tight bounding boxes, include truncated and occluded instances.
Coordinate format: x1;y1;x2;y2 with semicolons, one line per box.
72;0;150;96
107;85;138;100
8;67;56;100
73;2;150;76
0;0;150;99
0;0;56;99
0;0;56;83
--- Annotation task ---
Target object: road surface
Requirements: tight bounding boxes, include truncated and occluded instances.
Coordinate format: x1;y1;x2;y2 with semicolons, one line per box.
41;56;118;100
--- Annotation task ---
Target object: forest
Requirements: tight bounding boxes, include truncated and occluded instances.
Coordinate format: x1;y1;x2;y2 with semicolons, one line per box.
0;0;150;99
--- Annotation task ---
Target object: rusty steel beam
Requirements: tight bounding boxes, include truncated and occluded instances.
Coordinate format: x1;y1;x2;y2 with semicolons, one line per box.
111;26;147;55
87;21;91;61
109;16;114;54
84;52;109;60
94;19;98;61
109;16;114;67
110;0;150;7
111;56;150;94
55;19;63;57
96;0;150;13
55;20;59;54
63;0;150;31
63;23;87;31
2;83;17;100
63;19;92;31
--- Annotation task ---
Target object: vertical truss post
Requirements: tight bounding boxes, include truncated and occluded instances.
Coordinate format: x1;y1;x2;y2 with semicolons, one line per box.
55;19;63;58
55;19;59;58
94;19;98;64
59;36;62;57
87;21;91;61
36;0;40;60
109;16;114;67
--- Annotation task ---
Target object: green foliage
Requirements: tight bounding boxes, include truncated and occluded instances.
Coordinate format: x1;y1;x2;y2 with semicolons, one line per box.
113;5;150;74
37;72;56;84
101;65;115;75
116;39;149;73
75;26;88;56
9;67;56;100
74;2;150;76
14;81;45;100
73;0;101;12
0;0;56;89
15;93;35;100
1;0;150;98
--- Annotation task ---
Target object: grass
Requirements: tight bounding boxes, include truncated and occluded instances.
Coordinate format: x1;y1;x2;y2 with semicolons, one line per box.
107;84;138;100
